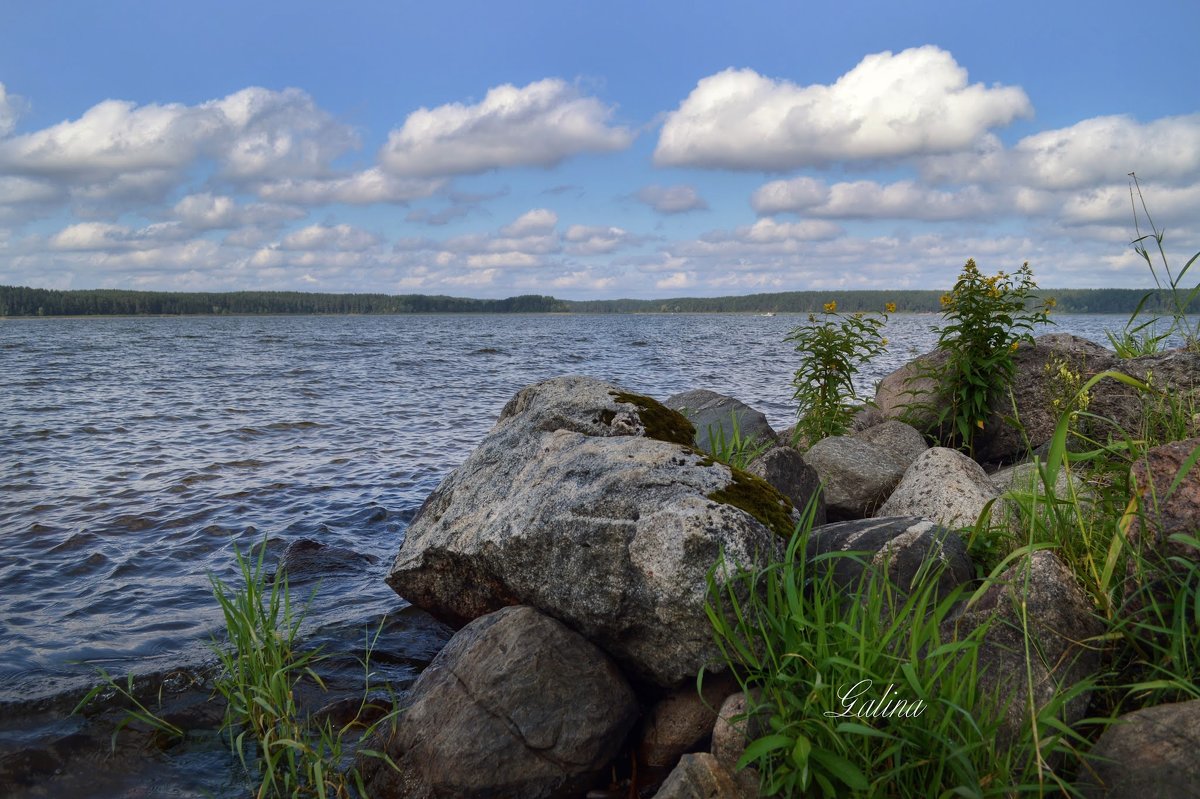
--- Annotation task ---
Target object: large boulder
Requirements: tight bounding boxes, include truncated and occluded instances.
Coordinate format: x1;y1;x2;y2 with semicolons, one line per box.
875;335;1200;464
801;436;910;521
1128;436;1200;567
944;550;1102;746
387;376;794;686
710;692;760;797
363;605;637;799
874;334;1116;463
1076;700;1200;798
804;516;973;599
664;389;777;453
875;448;1000;530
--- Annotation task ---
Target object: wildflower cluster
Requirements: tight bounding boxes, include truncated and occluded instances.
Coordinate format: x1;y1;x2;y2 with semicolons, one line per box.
786;300;890;446
923;259;1053;454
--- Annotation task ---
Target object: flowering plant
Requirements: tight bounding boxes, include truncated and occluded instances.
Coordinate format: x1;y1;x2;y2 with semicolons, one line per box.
787;300;891;446
923;259;1053;454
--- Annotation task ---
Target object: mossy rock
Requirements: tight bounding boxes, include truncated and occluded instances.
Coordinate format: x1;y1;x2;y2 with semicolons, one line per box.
609;391;697;448
708;466;796;539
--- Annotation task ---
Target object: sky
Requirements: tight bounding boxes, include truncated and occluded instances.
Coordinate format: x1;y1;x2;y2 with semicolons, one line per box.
0;1;1198;300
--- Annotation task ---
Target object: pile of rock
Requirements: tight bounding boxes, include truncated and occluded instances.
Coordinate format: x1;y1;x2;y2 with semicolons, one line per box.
367;331;1200;796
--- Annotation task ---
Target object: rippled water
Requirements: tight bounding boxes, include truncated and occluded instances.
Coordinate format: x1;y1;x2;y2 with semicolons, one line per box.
0;311;1136;794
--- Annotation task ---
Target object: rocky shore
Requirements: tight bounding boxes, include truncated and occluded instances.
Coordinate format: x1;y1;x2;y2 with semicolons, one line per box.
364;333;1200;798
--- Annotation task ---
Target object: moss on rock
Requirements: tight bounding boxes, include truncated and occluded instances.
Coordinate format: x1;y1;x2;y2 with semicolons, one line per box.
707;466;796;539
609;391;696;447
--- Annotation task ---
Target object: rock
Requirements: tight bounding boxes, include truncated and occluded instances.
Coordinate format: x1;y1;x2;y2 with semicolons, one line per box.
853;420;929;467
1128;436;1200;566
874;334;1117;463
387;376;793;686
1076;699;1200;798
745;446;825;527
944;550;1102;746
364;605;637;799
804;516;972;599
664;389;777;454
710;692;761;797
802;436;909;521
270;538;378;584
653;753;749;799
1088;350;1200;442
638;676;738;769
875;448;1000;529
1124;436;1200;613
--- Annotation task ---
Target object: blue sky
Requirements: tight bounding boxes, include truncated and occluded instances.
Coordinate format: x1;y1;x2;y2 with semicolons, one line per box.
1;0;1197;299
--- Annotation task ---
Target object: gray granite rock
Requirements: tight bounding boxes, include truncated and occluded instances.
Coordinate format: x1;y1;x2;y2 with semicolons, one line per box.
388;376;794;686
364;605;637;799
802;436;909;521
875;447;1000;529
664;389;777;454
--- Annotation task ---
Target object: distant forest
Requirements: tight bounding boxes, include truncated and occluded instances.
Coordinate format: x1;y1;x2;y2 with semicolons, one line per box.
0;284;1194;317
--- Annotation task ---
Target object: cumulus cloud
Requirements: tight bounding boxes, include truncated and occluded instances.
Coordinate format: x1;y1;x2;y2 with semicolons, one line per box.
655;46;1031;170
500;208;558;237
634;184;708;214
752;177;1000;220
173;192;304;230
279;223;380;251
379;78;633;177
921;115;1200;191
0;86;357;208
255;168;443;205
563;224;646;254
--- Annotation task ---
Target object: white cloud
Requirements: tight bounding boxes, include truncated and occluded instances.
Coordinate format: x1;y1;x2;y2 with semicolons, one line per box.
655;271;696;290
465;252;541;269
921;115;1200;191
0;82;26;137
0;86;357;208
655;46;1031;170
500;208;558;237
173;192;303;230
379;78;633;177
563;224;644;254
753;178;999;220
634;184;708;214
256;168;443;205
279;223;380;251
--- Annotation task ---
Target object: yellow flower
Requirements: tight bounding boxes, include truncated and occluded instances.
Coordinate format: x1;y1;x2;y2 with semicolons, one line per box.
823;301;837;313
940;293;953;307
1044;296;1057;309
880;337;889;346
885;302;896;313
1010;342;1020;352
976;419;985;430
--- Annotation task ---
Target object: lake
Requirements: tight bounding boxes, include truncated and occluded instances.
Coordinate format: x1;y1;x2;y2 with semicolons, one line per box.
0;311;1145;794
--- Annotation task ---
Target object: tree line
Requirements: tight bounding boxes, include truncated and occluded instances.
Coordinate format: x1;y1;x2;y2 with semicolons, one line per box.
0;284;1193;317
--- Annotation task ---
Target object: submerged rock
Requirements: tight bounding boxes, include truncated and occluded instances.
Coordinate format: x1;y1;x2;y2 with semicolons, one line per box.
364;605;637;799
387;376;793;686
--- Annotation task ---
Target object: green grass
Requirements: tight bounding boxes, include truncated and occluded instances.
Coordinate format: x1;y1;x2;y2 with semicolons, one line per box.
76;539;402;798
713;359;1200;796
